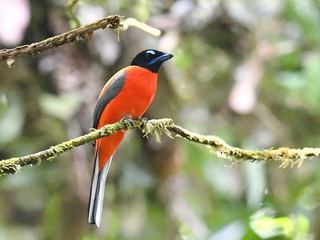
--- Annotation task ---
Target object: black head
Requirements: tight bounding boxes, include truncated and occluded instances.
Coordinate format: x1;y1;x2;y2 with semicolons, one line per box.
131;49;173;73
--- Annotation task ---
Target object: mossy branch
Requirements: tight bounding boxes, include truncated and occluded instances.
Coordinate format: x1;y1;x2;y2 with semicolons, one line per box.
1;118;320;176
0;15;123;67
0;14;162;68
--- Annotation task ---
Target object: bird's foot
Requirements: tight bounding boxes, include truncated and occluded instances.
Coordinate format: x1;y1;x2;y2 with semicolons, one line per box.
120;114;135;129
136;116;148;122
121;114;133;121
88;128;97;146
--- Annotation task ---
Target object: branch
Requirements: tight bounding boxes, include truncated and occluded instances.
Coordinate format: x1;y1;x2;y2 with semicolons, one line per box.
0;15;123;66
0;118;145;176
0;14;164;67
1;118;320;176
169;125;320;168
0;15;164;67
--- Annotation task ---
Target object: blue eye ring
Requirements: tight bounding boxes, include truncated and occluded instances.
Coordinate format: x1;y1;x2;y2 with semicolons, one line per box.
146;50;156;55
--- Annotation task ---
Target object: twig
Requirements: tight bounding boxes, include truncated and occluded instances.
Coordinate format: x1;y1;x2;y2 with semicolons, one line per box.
1;118;320;176
122;18;161;36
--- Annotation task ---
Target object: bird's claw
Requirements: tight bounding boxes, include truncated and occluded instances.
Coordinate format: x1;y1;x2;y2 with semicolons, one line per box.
120;114;135;128
88;128;97;146
137;116;148;122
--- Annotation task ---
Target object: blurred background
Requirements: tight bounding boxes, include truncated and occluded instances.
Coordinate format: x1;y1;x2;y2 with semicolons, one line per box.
1;0;320;239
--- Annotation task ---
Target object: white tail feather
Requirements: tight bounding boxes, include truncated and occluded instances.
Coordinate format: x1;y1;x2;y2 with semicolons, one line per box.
88;149;113;227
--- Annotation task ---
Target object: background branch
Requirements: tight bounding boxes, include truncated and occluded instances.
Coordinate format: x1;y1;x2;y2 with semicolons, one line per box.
0;14;123;66
0;15;163;68
1;118;319;176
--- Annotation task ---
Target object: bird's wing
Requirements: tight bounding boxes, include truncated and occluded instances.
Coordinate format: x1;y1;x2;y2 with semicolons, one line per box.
92;71;127;129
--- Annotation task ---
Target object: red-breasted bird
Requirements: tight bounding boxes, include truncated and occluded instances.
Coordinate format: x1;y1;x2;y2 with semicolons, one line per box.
88;49;173;227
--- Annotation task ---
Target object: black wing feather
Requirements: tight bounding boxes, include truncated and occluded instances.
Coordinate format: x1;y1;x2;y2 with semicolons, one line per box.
92;72;127;129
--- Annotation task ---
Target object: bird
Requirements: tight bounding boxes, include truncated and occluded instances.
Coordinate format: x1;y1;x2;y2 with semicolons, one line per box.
88;49;173;227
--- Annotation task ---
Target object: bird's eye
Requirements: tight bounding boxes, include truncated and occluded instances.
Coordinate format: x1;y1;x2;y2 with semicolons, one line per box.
145;50;156;58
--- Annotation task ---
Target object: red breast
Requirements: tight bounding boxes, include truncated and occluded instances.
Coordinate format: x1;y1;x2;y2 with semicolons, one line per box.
97;66;158;128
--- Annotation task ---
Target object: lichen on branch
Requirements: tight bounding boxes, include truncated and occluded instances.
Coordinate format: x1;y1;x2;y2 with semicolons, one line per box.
1;118;320;177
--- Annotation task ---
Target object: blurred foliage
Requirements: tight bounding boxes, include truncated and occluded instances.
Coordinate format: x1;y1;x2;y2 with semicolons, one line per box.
250;209;309;239
1;0;320;239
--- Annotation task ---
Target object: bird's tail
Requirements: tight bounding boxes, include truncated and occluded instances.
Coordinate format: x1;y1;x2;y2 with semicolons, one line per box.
88;147;113;228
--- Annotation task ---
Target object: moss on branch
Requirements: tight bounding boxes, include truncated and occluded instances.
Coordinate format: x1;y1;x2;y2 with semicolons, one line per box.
169;125;320;167
1;118;320;176
0;119;140;176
